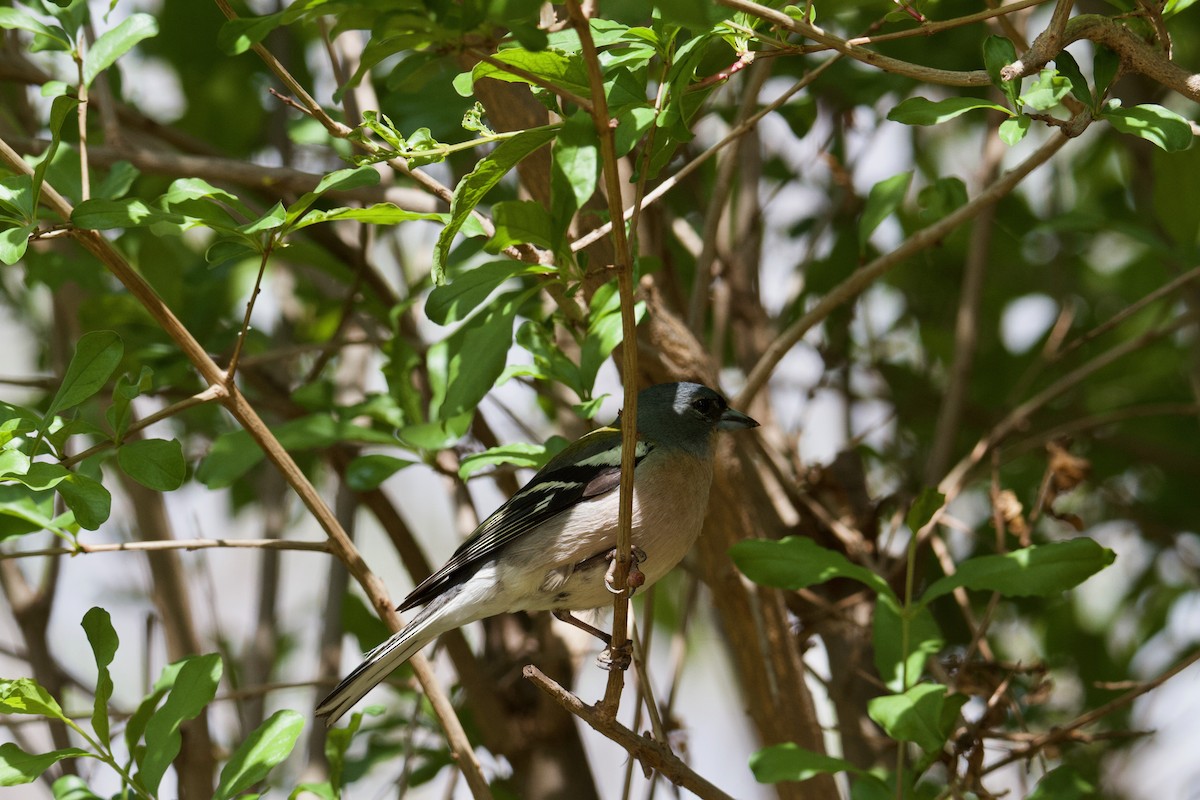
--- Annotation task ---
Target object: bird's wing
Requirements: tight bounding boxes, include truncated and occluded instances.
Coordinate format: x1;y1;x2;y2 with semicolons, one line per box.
399;426;652;611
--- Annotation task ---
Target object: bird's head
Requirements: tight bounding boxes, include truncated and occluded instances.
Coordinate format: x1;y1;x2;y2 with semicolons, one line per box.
633;382;758;454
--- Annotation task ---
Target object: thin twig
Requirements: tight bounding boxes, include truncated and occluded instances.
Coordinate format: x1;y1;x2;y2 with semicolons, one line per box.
565;0;640;717
524;666;737;800
0;538;331;561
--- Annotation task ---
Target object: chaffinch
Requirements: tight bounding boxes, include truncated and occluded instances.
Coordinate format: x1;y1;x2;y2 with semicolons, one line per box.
316;382;758;724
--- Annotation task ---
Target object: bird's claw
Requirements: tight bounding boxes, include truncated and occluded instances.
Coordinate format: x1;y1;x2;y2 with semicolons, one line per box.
604;545;647;596
597;640;633;671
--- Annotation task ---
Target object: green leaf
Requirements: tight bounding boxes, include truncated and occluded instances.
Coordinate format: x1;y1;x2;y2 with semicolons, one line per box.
83;14;158;87
0;743;90;787
1028;765;1095;800
1054;51;1092;107
432;126;560;284
0;9;71;50
750;743;869;784
428;289;532;420
137;653;223;795
999;115;1031;145
45;331;123;420
426;260;550;325
1102;103;1194;152
51;774;105;800
289;204;444;231
214;709;304;800
284;166;380;229
874;594;943;692
458;442;551;480
1019;69;1071;111
32;95;80;215
0;449;31;479
867;683;964;753
344;454;414;491
81;607;118;747
730;536;895;599
0;223;34;265
983;35;1020;107
217;10;286;55
488;200;555;252
905;487;944;533
887;96;1010;126
0;678;68;720
117;438;186;491
466;48;590;98
71;198;207;233
106;366;153;440
858;171;911;252
1093;46;1119;98
920;538;1116;607
55;471;111;531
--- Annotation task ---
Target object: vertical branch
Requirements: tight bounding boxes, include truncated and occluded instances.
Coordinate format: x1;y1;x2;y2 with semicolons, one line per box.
566;0;640;716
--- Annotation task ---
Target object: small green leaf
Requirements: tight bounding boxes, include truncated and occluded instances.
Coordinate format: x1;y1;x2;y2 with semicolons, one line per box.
54;472;111;531
905;487;944;533
999;114;1031;145
214;710;304;800
117;438;186;491
217;10;286;55
0;449;31;478
983;35;1020;107
1019;69;1071;111
488;200;555;252
920;538;1115;606
0;223;34;265
239;202;286;235
428;290;533;420
0;743;90;787
874;594;943;692
0;678;68;720
887;96;1010;126
50;774;105;800
426;260;549;325
81;608;118;747
45;331;123;419
344;454;414;491
653;0;726;29
859;171;911;252
730;536;895;599
32;95;80;214
867;683;964;753
432;126;560;284
1093;46;1120;98
1028;765;1095;800
1054;51;1092;107
137;653;223;795
750;743;869;784
83;14;158;87
466;48;590;98
289;204;444;231
1102;103;1194;152
459;442;552;480
0;9;71;49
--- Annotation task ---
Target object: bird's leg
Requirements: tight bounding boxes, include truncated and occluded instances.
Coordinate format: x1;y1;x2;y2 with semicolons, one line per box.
552;610;611;645
594;544;647;671
604;544;647;596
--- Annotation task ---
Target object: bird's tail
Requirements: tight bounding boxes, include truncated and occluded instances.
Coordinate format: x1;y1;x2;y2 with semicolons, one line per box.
316;590;463;726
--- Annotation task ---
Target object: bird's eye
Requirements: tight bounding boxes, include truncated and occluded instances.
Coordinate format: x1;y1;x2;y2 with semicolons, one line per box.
691;396;725;417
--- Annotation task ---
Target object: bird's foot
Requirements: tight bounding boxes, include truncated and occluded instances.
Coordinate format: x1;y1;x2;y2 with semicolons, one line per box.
604;545;647;596
597;639;633;671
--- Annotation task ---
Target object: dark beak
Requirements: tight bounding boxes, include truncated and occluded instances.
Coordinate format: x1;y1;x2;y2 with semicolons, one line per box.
717;407;759;431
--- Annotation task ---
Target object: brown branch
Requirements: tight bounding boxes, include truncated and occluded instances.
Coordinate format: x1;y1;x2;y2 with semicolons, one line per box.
524;666;738;800
566;0;640;717
0;537;331;561
716;0;991;87
1002;14;1200;102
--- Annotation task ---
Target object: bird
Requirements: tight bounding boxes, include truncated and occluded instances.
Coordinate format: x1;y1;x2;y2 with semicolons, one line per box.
316;381;758;724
